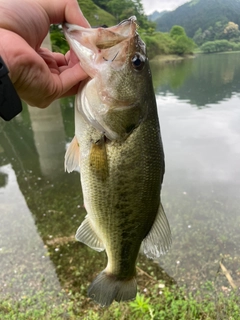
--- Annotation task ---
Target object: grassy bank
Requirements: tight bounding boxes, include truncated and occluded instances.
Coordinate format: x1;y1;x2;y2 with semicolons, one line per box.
1;273;239;319
150;54;195;63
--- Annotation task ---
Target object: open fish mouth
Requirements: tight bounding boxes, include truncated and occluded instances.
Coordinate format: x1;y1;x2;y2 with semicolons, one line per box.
63;16;148;141
63;16;137;50
63;15;143;77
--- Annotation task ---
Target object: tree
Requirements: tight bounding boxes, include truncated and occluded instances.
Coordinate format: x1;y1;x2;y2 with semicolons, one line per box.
223;21;240;40
105;0;153;29
201;40;234;53
215;39;233;51
169;26;195;55
214;20;226;40
193;28;204;46
92;0;108;11
200;41;216;53
172;35;196;55
50;25;69;54
106;0;127;20
170;26;186;39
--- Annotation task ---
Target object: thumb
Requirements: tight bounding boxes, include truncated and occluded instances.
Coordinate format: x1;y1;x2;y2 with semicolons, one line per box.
58;62;88;96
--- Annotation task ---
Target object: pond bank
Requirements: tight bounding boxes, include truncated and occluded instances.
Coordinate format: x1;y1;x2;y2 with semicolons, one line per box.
150;54;195;64
1;275;239;319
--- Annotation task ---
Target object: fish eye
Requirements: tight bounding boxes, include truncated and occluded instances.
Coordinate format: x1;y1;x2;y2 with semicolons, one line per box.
131;53;145;71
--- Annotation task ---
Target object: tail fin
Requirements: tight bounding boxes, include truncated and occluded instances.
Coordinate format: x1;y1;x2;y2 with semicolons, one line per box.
87;271;137;307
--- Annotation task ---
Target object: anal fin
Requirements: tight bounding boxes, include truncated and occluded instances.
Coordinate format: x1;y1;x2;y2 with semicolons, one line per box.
141;203;171;259
76;216;105;252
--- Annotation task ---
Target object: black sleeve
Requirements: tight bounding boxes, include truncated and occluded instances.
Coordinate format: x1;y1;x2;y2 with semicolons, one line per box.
0;56;22;121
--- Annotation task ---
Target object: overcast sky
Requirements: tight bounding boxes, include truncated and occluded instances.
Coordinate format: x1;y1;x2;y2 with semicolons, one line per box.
142;0;191;15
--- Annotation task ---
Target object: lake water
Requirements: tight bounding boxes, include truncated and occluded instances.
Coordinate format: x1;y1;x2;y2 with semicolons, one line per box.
0;52;240;303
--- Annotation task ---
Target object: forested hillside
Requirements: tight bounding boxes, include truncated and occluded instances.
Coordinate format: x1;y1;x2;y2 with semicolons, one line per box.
90;0;154;29
148;10;168;22
50;0;195;58
50;0;154;53
156;0;240;43
78;0;117;27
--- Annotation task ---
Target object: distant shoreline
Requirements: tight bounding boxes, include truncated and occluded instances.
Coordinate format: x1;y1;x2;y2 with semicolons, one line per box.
150;54;195;63
196;50;240;55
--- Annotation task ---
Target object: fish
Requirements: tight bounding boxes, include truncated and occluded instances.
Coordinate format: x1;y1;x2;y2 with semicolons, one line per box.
64;16;171;307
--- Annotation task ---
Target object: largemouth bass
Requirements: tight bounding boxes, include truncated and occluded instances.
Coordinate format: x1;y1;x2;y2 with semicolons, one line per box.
64;16;171;307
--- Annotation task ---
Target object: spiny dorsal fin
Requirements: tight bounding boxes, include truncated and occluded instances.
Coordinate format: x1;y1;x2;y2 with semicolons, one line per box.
75;216;105;252
64;136;80;173
141;203;171;259
89;137;108;180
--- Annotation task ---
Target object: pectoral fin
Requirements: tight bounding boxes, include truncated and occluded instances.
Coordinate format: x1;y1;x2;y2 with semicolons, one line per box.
89;137;108;180
76;215;105;252
65;136;80;173
140;203;171;259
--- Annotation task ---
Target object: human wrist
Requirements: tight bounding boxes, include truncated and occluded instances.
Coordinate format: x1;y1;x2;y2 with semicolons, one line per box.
0;28;13;73
0;28;21;83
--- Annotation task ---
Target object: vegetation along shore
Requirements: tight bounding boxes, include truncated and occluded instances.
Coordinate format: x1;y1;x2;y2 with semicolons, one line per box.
51;0;240;60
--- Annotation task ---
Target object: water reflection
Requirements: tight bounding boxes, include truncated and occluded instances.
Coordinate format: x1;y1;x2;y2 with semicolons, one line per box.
0;96;84;301
158;94;240;188
154;56;240;289
0;171;7;187
0;100;173;304
151;52;240;107
28;101;66;178
0;164;61;298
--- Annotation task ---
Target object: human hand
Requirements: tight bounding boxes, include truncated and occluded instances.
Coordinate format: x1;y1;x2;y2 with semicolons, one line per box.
0;0;90;108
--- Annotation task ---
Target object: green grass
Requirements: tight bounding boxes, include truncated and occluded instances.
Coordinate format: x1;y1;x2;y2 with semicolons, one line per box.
1;282;239;319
